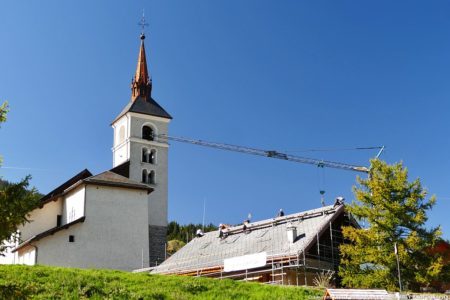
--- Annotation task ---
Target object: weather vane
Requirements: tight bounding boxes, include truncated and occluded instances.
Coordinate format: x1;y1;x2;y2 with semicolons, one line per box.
138;9;149;34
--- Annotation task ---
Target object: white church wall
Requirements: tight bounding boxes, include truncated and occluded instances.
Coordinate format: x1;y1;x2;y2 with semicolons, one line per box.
112;115;130;167
30;184;150;271
113;143;129;167
18;198;63;241
0;240;18;264
128;113;169;139
21;222;84;267
16;246;36;265
129;142;168;227
124;113;170;263
62;185;85;224
84;185;150;270
128;113;169;228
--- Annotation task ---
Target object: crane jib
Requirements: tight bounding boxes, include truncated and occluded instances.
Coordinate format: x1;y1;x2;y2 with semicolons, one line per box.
156;134;370;173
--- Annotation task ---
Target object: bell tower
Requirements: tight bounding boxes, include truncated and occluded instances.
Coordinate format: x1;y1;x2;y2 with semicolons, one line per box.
111;31;172;265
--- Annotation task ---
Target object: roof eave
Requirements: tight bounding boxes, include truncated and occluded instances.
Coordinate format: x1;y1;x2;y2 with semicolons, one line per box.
12;216;86;252
302;204;347;255
38;169;92;207
83;179;153;194
111;109;172;126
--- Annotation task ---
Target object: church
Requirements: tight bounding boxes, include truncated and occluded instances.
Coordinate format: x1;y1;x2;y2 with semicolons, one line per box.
10;32;171;271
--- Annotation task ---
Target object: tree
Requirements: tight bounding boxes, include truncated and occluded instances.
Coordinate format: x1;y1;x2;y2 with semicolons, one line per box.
165;221;218;255
0;101;40;254
167;239;186;256
167;221;217;243
0;101;7;124
0;101;8;166
0;176;40;253
339;159;444;291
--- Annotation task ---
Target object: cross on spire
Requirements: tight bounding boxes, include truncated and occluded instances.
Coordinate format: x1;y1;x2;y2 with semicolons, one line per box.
138;9;149;35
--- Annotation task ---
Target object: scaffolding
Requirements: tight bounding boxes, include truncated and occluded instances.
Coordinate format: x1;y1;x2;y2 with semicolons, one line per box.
199;222;347;286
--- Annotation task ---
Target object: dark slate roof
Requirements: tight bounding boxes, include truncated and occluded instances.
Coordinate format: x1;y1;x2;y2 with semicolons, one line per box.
40;169;92;206
40;168;150;209
152;205;347;275
113;96;172;123
83;171;152;193
110;160;130;178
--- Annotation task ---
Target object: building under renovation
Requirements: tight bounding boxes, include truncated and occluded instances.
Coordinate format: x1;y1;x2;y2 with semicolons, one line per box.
151;202;358;286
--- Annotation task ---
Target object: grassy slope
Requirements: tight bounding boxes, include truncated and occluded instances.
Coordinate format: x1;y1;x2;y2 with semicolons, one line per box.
0;265;322;300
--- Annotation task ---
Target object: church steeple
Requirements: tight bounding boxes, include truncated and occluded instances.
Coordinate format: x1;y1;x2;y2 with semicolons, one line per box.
131;33;152;100
112;17;172;265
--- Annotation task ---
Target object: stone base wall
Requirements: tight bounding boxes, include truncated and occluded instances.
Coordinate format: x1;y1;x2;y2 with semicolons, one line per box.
149;225;167;266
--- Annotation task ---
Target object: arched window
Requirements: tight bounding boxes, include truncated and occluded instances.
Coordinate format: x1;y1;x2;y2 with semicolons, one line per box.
118;126;125;144
142;125;154;141
142;169;148;183
149;149;156;164
142;148;149;163
149;171;155;184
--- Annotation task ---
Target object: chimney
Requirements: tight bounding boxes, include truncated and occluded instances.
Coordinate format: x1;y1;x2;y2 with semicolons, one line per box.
286;223;297;243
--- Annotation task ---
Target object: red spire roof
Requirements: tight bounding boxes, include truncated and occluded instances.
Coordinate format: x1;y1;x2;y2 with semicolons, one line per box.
112;32;171;122
131;33;152;100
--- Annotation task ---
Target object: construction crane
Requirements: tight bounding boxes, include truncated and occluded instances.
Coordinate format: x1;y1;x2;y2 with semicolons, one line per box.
155;134;376;173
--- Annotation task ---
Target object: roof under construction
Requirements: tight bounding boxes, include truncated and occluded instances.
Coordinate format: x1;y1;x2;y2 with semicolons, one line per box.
152;204;349;275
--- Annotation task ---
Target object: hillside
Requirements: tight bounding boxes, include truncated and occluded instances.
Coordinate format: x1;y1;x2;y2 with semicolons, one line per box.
0;265;322;299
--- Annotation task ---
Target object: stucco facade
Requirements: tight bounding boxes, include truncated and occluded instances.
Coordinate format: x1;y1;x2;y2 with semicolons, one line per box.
20;199;63;241
15;181;151;271
112;112;170;264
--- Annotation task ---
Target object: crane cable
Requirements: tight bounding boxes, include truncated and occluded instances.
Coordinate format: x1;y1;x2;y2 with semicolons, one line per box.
284;146;384;153
318;163;326;206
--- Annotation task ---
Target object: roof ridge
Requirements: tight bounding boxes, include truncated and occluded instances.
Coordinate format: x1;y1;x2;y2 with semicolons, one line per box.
39;169;92;205
222;205;339;234
83;170;153;193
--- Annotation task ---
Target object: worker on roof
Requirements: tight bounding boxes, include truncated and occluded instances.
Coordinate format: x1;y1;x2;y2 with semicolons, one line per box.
218;224;229;239
333;196;345;208
277;208;285;217
243;219;250;234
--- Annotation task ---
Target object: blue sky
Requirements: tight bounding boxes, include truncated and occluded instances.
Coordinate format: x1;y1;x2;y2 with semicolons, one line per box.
1;1;449;239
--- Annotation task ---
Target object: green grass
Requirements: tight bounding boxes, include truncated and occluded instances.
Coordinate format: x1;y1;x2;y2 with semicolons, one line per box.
0;265;323;299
